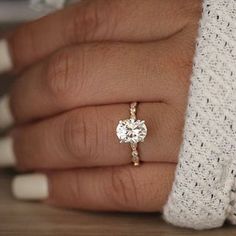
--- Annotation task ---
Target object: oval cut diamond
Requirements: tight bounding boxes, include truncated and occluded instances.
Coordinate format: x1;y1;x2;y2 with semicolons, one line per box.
116;119;147;144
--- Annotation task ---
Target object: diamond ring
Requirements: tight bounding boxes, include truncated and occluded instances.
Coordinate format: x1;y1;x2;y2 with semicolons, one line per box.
116;102;147;166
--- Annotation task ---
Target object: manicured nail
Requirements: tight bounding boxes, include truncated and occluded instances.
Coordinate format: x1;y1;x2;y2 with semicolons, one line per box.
12;174;49;200
0;137;15;167
0;95;14;129
0;39;12;73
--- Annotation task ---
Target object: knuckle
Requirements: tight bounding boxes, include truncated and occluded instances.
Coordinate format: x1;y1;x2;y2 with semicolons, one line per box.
107;167;141;209
148;104;184;161
66;0;118;42
179;0;202;24
178;55;194;82
62;111;100;162
45;49;76;102
51;172;82;202
62;112;88;159
79;113;100;161
167;106;185;157
186;0;202;23
170;53;192;92
168;105;185;142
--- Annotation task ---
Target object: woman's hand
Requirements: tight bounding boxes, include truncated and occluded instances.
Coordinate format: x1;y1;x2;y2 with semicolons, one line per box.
0;0;201;212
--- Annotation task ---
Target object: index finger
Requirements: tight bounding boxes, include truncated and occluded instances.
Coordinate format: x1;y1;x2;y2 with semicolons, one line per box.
0;0;199;73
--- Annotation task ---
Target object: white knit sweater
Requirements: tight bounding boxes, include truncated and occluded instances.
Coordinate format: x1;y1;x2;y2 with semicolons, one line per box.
163;0;236;230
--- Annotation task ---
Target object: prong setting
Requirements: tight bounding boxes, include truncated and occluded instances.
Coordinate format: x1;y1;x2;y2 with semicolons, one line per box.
116;103;147;166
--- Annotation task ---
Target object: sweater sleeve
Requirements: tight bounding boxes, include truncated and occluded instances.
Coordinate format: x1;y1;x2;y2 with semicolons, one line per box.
163;0;236;230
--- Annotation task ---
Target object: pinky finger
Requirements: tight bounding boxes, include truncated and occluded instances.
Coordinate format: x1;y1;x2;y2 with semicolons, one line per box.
12;163;175;212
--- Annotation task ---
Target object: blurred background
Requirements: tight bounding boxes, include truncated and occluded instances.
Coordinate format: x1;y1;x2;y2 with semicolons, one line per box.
0;0;79;22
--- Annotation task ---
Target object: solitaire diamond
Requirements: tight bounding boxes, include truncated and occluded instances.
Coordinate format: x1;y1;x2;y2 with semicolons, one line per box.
116;119;147;144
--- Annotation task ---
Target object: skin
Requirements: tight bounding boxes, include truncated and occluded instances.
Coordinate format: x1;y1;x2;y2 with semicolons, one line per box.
6;0;201;211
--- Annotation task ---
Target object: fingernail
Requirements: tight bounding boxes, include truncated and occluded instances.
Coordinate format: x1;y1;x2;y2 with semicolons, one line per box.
0;137;15;167
12;174;49;200
0;95;14;129
0;39;12;73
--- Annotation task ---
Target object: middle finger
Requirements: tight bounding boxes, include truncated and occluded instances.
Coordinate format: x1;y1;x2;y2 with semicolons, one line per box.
9;40;190;124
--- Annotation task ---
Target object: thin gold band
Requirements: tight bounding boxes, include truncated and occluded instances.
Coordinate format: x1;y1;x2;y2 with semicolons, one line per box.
130;102;140;166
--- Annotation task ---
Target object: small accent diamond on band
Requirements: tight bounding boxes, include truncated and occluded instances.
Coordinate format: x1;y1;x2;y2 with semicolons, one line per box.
116;102;147;166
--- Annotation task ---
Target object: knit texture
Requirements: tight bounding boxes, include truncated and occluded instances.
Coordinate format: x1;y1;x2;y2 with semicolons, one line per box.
163;0;236;230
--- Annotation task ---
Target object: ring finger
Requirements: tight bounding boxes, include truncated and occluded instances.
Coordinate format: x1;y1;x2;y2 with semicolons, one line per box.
2;103;184;169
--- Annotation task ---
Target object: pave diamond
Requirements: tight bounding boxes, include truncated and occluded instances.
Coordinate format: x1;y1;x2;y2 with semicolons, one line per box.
116;119;147;144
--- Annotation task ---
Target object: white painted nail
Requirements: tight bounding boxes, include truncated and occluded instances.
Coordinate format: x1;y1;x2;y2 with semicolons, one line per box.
0;137;15;167
12;174;49;200
0;39;12;73
0;95;14;129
